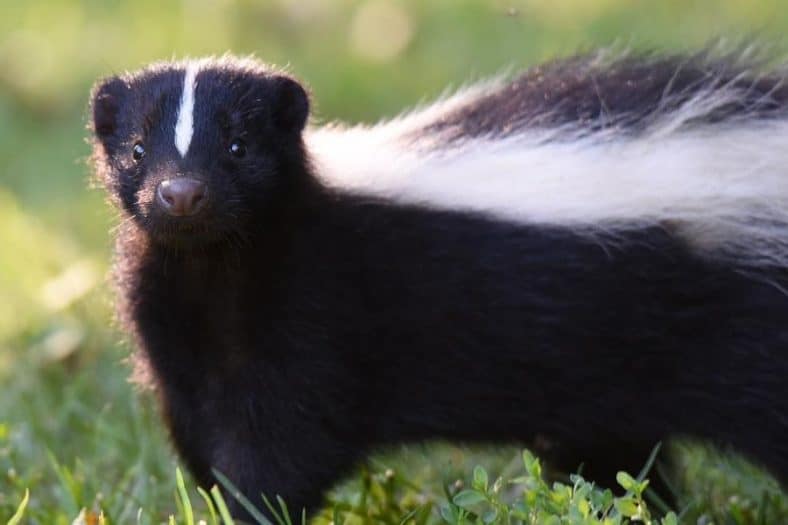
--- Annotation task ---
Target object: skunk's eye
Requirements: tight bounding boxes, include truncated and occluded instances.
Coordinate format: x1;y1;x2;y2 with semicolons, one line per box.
229;139;247;158
132;142;146;161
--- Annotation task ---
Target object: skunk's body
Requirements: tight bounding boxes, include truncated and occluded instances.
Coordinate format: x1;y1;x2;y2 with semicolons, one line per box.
91;52;788;518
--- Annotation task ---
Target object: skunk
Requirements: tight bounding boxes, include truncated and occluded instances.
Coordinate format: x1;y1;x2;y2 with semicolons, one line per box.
90;52;788;518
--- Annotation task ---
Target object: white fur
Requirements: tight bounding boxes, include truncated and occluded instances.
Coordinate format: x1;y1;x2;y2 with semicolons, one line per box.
175;64;199;157
308;86;788;267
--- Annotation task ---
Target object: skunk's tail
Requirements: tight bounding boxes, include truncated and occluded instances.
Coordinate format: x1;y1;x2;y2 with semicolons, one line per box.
309;49;788;269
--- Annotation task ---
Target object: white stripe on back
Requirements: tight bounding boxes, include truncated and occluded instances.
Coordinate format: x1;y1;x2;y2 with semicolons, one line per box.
307;88;788;268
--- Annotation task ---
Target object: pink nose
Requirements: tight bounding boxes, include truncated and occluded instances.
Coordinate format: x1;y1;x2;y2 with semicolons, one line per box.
156;178;207;216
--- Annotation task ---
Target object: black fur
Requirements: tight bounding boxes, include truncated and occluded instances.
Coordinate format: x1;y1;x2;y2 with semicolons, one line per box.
90;55;788;520
420;51;788;143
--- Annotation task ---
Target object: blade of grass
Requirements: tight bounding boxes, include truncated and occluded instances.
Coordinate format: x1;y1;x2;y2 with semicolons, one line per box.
212;469;273;525
275;496;292;525
397;504;422;525
209;485;235;525
6;489;29;525
260;494;286;525
636;442;662;483
198;487;219;525
47;450;81;516
176;468;195;525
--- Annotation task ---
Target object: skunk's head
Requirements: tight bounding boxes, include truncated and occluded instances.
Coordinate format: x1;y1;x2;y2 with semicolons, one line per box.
90;57;310;246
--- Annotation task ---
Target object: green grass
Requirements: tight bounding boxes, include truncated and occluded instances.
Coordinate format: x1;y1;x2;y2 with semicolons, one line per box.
2;0;788;523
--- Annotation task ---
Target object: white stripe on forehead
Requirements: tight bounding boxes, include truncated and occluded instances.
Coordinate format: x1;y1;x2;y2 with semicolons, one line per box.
174;63;199;157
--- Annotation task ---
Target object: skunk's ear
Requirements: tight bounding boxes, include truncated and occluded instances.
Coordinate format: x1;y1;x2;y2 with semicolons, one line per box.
270;75;310;134
91;76;129;139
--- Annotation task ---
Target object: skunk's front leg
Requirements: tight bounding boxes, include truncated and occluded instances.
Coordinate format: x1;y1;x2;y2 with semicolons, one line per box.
165;388;361;521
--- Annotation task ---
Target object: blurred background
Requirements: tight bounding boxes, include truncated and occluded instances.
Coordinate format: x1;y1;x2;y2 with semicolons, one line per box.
2;0;788;522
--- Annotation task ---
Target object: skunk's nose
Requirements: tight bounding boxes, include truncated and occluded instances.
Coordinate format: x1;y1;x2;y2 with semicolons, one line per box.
156;178;208;217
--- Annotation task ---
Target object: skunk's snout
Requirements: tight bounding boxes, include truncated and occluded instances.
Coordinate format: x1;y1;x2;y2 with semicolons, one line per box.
156;178;208;217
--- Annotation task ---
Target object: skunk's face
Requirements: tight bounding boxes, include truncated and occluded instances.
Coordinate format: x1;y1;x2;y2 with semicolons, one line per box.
90;58;309;245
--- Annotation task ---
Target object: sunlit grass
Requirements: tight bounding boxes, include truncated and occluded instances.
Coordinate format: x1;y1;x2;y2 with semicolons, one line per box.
5;442;787;524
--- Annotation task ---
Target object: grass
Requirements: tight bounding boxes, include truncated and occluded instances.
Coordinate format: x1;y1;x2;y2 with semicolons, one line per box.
2;0;788;523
